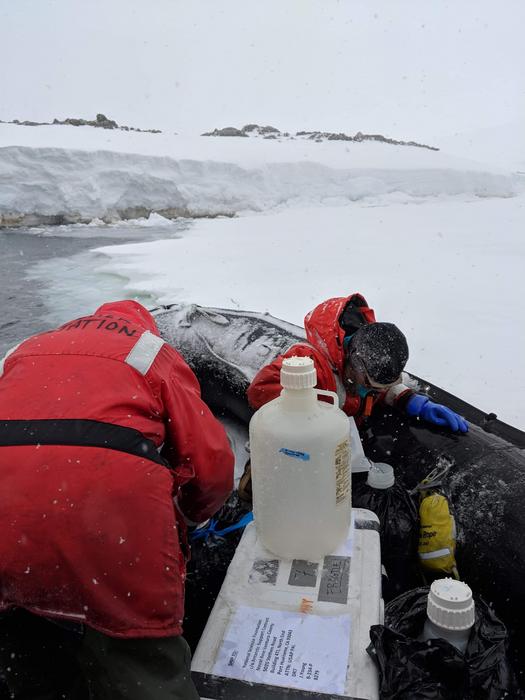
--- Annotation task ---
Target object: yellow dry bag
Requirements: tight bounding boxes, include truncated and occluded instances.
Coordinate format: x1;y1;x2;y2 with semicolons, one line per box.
418;491;458;578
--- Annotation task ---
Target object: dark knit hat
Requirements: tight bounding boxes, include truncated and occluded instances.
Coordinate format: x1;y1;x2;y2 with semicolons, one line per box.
346;322;409;385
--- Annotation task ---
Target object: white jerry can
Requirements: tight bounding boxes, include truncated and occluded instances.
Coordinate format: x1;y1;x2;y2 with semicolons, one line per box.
249;356;351;561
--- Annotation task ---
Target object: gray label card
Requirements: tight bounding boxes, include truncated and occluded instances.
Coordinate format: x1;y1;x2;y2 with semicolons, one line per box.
318;556;350;604
288;560;319;587
249;559;279;585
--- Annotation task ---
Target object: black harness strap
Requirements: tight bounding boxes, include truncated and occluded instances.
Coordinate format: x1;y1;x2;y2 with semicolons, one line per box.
0;419;168;467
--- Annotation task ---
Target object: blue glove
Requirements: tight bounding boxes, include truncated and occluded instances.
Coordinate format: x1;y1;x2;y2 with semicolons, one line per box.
406;394;468;433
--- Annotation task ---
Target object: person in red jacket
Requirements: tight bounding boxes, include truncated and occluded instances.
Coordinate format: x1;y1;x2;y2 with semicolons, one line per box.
0;300;234;699
248;293;468;429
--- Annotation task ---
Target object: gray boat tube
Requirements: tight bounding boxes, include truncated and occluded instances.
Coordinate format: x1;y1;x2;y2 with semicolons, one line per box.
152;303;525;679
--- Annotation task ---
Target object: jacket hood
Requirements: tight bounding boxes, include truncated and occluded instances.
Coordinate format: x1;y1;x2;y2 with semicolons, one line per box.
304;294;375;376
94;300;159;335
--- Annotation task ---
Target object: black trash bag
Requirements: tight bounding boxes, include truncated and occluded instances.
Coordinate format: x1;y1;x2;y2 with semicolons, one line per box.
352;475;419;599
183;493;252;651
368;587;519;700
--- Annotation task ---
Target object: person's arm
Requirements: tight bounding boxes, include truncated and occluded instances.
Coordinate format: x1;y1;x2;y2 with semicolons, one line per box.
382;383;468;433
247;344;336;410
381;382;415;410
404;393;468;433
161;360;234;524
247;354;286;410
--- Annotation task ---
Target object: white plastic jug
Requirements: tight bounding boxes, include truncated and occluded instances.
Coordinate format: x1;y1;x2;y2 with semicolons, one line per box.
249;356;351;560
420;578;475;654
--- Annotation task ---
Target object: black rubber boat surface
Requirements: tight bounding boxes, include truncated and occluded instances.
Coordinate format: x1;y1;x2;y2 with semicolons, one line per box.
153;303;525;679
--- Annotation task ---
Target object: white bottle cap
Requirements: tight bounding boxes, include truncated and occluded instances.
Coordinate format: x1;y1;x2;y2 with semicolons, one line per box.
427;578;475;631
366;462;395;489
280;356;317;390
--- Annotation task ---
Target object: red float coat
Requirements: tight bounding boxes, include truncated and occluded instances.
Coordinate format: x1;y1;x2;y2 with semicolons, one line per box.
247;294;413;418
0;300;234;638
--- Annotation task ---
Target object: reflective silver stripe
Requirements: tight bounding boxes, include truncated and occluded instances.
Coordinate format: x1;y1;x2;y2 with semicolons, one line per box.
124;331;164;375
0;342;21;377
419;547;451;560
384;382;411;406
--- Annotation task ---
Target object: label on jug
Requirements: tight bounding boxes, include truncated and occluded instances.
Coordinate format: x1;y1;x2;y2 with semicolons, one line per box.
279;447;310;461
335;440;350;504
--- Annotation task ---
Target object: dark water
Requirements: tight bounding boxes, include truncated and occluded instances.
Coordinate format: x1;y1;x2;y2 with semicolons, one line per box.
0;221;188;356
0;231;97;354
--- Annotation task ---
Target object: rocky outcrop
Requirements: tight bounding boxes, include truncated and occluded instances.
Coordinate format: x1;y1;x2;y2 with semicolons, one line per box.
1;114;162;134
352;131;439;150
2;116;438;150
242;124;281;135
202;123;439;151
54;113;118;129
297;131;353;142
201;127;248;137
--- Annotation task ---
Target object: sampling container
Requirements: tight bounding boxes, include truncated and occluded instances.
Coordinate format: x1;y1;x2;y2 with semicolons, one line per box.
420;578;475;654
249;356;351;559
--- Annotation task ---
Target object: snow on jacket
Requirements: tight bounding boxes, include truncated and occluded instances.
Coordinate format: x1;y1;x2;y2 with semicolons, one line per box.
0;300;234;638
247;294;413;418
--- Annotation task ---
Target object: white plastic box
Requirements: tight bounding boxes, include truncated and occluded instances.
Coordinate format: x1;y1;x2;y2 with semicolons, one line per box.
191;508;382;700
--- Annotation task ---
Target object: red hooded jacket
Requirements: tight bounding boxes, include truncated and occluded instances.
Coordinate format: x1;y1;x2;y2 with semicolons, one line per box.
247;294;413;418
0;301;234;638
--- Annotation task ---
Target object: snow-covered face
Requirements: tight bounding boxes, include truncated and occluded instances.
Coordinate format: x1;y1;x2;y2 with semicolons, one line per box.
343;354;401;396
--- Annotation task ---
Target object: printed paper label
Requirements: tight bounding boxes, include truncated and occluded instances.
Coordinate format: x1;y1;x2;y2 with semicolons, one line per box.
335;439;350;504
213;606;351;694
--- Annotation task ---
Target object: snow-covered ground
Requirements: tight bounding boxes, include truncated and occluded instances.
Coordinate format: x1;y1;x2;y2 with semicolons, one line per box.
1;0;523;429
89;197;524;429
1;120;524;428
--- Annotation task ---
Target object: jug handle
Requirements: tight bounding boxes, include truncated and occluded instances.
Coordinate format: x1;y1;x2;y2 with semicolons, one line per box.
315;389;340;407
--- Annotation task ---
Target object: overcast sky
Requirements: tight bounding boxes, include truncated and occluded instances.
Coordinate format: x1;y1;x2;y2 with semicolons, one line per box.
2;0;524;142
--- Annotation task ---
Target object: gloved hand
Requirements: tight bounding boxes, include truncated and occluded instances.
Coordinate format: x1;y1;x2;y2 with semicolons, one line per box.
406;394;468;433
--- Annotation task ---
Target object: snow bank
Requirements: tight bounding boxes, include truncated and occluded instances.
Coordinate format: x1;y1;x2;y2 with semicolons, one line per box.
0;125;518;227
90;196;525;429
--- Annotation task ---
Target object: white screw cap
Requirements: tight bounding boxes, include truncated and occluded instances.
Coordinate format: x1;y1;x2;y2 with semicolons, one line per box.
367;462;395;489
280;356;317;390
427;578;475;631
